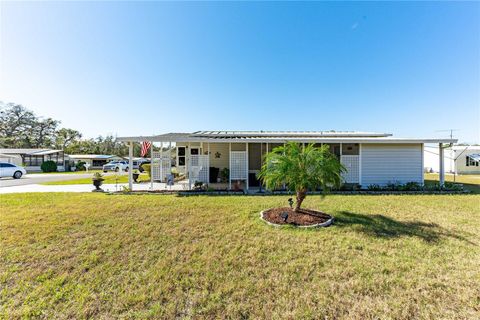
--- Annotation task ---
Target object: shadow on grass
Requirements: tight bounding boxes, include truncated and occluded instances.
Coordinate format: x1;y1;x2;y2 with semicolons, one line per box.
334;211;475;245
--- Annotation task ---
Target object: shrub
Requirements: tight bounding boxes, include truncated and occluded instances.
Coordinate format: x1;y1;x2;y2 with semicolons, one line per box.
339;183;360;191
367;184;382;191
385;182;402;191
40;160;57;173
142;164;151;177
75;161;86;171
402;182;423;191
444;182;463;191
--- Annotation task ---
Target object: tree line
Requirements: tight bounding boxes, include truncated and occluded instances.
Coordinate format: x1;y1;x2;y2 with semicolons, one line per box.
0;102;141;156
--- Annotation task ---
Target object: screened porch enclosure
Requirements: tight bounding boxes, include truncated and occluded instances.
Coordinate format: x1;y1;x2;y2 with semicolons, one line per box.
138;141;361;191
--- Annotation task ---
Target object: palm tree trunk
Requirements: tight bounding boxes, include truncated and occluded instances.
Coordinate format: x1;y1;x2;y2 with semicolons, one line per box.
294;188;307;212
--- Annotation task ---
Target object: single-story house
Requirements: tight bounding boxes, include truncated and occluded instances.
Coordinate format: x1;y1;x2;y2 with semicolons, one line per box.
68;154;125;170
118;131;456;191
0;148;66;172
424;145;480;174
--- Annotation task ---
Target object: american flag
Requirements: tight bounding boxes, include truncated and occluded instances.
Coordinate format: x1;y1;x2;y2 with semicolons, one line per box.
141;141;152;157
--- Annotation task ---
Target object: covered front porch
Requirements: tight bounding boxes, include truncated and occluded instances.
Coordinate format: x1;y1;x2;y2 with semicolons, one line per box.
122;140;361;192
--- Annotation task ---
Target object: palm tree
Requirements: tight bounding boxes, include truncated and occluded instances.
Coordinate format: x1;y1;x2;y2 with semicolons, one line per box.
258;142;346;212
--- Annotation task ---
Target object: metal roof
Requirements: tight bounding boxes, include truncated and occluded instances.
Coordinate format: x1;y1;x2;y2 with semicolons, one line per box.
117;131;457;144
68;154;120;159
191;130;391;138
0;148;62;155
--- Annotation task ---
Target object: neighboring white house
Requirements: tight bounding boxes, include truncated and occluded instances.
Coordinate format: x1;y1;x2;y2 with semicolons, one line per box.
118;131;456;191
0;148;67;172
68;154;124;170
424;145;480;174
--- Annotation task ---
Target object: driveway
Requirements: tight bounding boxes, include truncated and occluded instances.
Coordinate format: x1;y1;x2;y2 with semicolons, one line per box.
0;172;121;188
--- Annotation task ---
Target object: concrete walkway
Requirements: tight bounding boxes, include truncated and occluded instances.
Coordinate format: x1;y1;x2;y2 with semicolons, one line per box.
0;172;121;188
0;182;188;194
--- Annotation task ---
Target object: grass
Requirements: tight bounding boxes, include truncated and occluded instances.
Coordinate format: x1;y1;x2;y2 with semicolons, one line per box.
1;193;479;319
30;170;103;175
425;173;480;193
41;173;150;185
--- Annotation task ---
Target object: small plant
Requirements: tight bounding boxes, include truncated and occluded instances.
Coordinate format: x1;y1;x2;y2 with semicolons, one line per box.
121;186;131;193
132;169;140;183
402;182;422;191
171;167;180;178
367;184;382;191
385;182;402;191
40;160;57;173
92;172;104;191
220;168;229;183
339;183;361;191
193;181;206;191
92;172;104;181
444;182;463;191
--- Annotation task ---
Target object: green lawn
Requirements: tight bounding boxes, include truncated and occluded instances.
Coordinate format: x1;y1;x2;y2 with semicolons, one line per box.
30;170;103;175
425;173;480;193
41;173;150;185
1;194;479;319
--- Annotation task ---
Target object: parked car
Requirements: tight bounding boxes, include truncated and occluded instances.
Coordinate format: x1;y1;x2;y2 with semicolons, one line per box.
0;162;27;179
103;161;129;172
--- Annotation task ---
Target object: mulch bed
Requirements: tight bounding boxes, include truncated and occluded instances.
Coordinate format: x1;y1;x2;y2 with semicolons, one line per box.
262;207;332;226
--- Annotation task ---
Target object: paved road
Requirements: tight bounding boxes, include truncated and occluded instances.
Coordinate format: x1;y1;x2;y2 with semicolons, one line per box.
0;172;122;188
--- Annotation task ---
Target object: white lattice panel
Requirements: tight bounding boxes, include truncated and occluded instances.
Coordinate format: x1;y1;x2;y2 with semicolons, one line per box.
189;155;209;184
341;155;359;183
230;151;247;180
152;151;171;182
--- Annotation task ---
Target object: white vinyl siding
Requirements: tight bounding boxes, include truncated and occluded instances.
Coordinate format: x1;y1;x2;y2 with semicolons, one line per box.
361;144;423;186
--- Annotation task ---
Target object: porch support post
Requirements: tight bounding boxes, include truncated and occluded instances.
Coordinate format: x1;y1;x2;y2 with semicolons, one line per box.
160;142;163;183
359;143;362;186
128;141;133;191
229;142;232;190
150;141;153;190
246;142;249;191
207;142;210;185
188;142;191;190
439;143;445;186
283;143;286;190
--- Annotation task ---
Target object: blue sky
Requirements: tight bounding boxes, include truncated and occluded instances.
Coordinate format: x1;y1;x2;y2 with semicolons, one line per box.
1;2;479;143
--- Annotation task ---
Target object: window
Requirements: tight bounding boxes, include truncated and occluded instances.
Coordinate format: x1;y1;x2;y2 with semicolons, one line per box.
44;152;64;166
178;147;186;166
466;156;479;167
92;160;107;167
23;155;43;166
0;163;15;168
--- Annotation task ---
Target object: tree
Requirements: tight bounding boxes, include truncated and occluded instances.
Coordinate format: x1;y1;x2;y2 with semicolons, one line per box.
29;118;59;148
258;142;346;212
0;102;37;147
56;128;82;150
